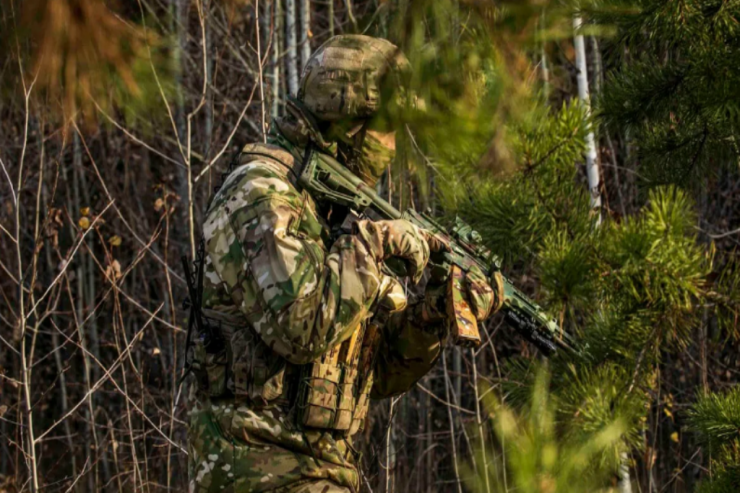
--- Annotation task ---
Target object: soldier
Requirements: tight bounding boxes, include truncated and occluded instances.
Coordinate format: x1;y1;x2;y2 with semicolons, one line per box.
187;34;504;492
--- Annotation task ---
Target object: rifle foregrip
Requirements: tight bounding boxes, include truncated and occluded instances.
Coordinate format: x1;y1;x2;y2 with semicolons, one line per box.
447;265;482;347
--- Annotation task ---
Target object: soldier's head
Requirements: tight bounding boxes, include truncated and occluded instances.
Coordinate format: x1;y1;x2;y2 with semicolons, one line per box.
296;35;411;186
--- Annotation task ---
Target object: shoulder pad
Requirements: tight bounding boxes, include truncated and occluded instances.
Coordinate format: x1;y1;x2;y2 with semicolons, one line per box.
239;143;303;184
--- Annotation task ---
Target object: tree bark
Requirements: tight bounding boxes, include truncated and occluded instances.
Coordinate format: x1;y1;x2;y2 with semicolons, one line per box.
573;15;602;223
299;0;311;70
285;0;299;95
272;0;283;117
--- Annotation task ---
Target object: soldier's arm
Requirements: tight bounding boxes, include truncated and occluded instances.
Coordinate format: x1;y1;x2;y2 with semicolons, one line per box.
205;162;428;366
370;307;446;399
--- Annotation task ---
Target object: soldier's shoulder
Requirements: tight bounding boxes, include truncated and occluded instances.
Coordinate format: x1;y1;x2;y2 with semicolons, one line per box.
207;146;301;217
239;142;297;169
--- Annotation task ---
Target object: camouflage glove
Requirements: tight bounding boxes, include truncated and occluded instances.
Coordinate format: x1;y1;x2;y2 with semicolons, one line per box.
353;219;436;284
463;265;504;321
377;275;408;313
416;265;505;323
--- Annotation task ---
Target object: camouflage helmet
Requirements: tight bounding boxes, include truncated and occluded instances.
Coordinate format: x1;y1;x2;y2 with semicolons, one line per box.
298;35;410;123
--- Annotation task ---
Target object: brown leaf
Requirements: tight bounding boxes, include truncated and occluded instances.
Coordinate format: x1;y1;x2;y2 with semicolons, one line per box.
109;235;122;247
105;259;122;280
52;207;63;225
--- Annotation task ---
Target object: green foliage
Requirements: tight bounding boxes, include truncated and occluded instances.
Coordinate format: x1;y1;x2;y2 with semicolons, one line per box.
595;0;740;186
437;102;591;266
556;364;645;459
465;370;625;493
385;0;506;167
106;39;177;131
595;187;708;351
695;467;740;493
375;0;589;209
688;388;740;493
381;3;737;490
711;255;740;339
688;387;740;452
441;77;712;476
537;230;598;315
1;0;171;125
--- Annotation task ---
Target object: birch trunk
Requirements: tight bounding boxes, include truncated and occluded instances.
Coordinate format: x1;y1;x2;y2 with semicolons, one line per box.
573;15;601;223
285;0;299;95
261;0;272;122
299;0;311;70
272;0;282;117
618;451;633;493
256;0;267;140
205;9;214;159
578;23;631;492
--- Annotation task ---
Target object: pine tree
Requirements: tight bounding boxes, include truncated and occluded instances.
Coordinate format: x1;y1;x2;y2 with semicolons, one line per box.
689;387;740;493
595;0;740;187
467;371;628;493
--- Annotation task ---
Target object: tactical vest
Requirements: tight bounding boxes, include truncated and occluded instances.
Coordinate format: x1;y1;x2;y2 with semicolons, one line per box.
191;142;380;437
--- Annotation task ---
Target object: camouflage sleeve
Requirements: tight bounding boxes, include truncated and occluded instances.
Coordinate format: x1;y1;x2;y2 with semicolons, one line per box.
203;161;383;365
370;306;446;399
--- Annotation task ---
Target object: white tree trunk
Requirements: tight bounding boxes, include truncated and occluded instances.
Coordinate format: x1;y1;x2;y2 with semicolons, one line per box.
299;0;311;71
256;0;267;140
577;19;631;492
272;0;282;117
285;0;299;95
618;451;634;493
573;15;602;223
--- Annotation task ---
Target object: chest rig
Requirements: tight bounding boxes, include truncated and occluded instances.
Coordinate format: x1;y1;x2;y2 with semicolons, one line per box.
190;141;382;437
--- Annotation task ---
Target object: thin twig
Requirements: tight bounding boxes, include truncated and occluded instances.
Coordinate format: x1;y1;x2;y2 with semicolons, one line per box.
35;305;161;443
415;382;475;415
442;351;463;493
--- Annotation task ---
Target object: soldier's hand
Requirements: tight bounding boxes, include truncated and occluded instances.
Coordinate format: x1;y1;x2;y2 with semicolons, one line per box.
417;265;504;323
377;275;408;313
463;264;504;321
353;219;435;283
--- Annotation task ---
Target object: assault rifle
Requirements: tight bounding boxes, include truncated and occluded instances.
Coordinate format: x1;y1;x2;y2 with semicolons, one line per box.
299;146;576;356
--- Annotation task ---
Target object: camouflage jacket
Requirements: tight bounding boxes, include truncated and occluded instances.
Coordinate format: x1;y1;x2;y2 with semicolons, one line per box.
190;123;446;491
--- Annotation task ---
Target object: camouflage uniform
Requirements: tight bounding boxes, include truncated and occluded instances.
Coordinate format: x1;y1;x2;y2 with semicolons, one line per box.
187;35;501;493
